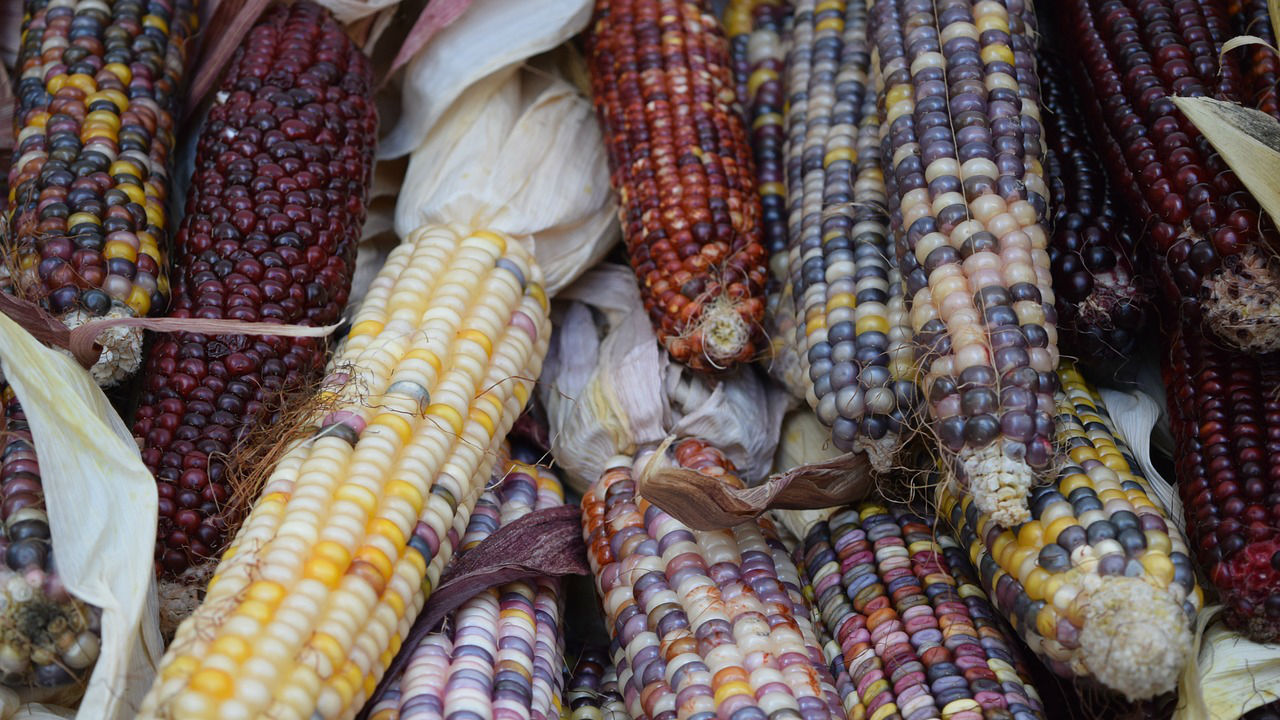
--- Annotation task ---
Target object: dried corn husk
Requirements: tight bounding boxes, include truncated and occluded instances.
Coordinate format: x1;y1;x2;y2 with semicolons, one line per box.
380;0;593;159
1175;607;1280;720
394;56;617;295
772;409;843;475
311;0;402;24
0;314;161;720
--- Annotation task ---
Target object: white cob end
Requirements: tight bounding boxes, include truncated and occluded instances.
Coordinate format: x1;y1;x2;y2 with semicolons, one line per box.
1205;244;1280;353
60;306;144;387
1079;575;1192;701
696;294;750;368
958;444;1033;527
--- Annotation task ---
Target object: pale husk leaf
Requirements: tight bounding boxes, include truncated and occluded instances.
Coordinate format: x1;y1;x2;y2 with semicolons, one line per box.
1097;386;1185;531
1171;97;1280;227
771;409;842;475
379;0;593;158
311;0;401;24
0;314;160;720
394;62;617;296
1175;607;1280;720
540;264;788;494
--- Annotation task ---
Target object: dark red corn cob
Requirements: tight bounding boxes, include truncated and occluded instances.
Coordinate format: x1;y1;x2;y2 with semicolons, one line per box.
131;1;377;576
1038;47;1149;369
1226;0;1280;120
1059;0;1280;354
1164;317;1280;642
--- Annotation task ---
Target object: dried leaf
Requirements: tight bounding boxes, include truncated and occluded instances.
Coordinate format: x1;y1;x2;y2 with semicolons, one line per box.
311;0;402;26
1221;35;1276;57
386;0;473;81
1175;606;1280;720
357;505;588;720
637;448;872;530
1171;97;1280;226
184;0;273;118
1273;0;1280;50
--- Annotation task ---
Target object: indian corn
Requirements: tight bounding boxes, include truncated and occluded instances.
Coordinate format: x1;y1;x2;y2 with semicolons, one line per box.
581;438;847;720
0;372;101;693
6;0;197;385
137;223;551;719
566;647;632;720
131;1;378;577
588;0;769;372
1059;0;1280;353
1038;46;1147;370
1164;316;1280;642
940;363;1201;700
364;448;566;720
779;504;1047;720
871;0;1059;525
785;0;917;468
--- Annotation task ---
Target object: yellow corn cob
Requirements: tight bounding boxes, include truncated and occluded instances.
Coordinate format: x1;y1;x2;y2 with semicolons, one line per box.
137;224;551;720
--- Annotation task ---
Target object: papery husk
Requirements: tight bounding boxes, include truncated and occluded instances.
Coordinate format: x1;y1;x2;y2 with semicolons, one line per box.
393;56;617;296
379;0;593;158
772;409;843;475
1097;386;1184;530
1175;607;1280;720
0;313;161;720
311;0;402;24
541;263;867;525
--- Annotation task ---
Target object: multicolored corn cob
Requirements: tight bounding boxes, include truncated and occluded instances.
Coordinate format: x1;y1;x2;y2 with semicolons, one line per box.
941;363;1201;700
1164;317;1280;642
364;450;566;720
130;1;378;577
0;372;101;693
779;504;1047;720
6;0;197;385
1226;0;1280;120
784;0;917;468
581;438;846;720
566;647;632;720
588;0;769;372
1038;47;1147;370
871;0;1059;525
1060;0;1280;353
137;224;551;719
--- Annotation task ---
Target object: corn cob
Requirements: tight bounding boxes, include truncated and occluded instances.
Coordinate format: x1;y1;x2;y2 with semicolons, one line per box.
582;438;846;720
588;0;768;372
871;0;1058;526
940;363;1200;700
365;450;566;720
1038;47;1148;370
130;1;378;577
727;0;789;263
1060;0;1280;354
779;504;1046;720
784;0;917;467
137;223;551;720
0;371;101;692
1226;0;1280;120
1164;317;1280;642
566;647;632;720
6;0;197;386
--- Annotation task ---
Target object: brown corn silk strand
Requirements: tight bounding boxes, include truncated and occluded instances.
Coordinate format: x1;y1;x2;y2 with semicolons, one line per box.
131;1;378;576
587;0;769;372
872;0;1059;527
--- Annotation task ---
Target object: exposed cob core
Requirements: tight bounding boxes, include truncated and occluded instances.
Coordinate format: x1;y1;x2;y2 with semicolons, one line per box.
871;0;1058;525
779;504;1046;720
1038;47;1147;369
138;224;550;719
588;0;769;371
783;0;917;469
582;438;846;720
1061;0;1280;353
941;363;1200;700
131;1;378;577
0;373;101;693
6;0;197;385
1164;318;1280;642
365;450;567;720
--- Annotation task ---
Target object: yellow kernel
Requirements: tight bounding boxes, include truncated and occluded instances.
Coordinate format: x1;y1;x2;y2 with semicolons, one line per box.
85;110;121;129
304;557;344;587
458;328;493;356
189;668;234;700
869;701;899;720
367;518;406;549
528;283;548;311
245;580;286;607
142;13;169;33
211;635;252;664
1024;568;1050;601
747;68;777;99
66;212;100;228
237;599;274;624
145;203;165;228
335;484;378;515
349;320;384;337
404;348;443;375
126;286;151;315
310;632;345;668
385;589;406;617
162;654;200;680
823;147;856;166
109;159;140;178
713;681;753;706
469;229;507;255
469;406;496;437
757;181;785;197
427;403;465;434
120;183;146;205
825;292;855;311
1141;553;1176;585
314;540;353;568
370;413;413;445
104;63;132;84
46;75;69;93
1043;516;1076;545
355;546;393;581
805;315;827;335
1017;521;1044;548
104;241;137;262
385;480;425;512
855;314;890;336
980;44;1016;67
514;381;530;407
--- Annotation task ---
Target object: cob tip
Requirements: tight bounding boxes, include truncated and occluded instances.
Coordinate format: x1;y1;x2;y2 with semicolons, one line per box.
958;445;1033;527
62;306;143;387
1204;245;1280;353
682;293;753;369
1078;575;1192;701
